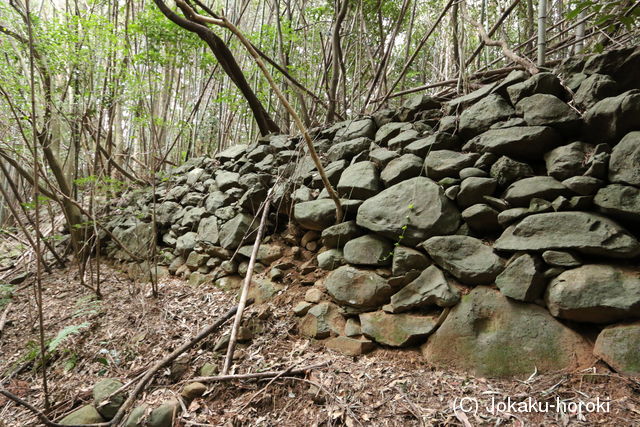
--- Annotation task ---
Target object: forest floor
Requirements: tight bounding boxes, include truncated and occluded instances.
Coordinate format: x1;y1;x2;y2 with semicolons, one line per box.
1;262;640;426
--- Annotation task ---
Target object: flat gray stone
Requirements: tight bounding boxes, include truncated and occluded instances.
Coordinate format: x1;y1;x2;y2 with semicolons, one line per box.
384;265;459;313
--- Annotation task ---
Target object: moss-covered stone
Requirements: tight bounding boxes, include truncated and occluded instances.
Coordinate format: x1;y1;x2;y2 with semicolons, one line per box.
594;322;640;375
60;405;105;425
421;287;593;377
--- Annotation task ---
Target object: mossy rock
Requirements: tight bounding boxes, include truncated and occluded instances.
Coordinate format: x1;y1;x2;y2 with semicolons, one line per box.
60;405;105;425
421;287;593;377
594;321;640;375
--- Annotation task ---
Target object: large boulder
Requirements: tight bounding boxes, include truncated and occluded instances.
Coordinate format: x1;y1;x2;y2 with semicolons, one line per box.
337;161;380;199
503;176;570;207
294;199;361;230
494;212;640;258
425;150;479;180
343;234;393;266
360;311;439;347
383;265;459;313
516;94;581;135
459;94;514;138
594;322;640;375
583;90;640;144
594;184;640;223
356;177;460;246
545;264;640;323
325;266;393;310
421;235;504;285
609;131;640;186
463;126;563;160
421;287;593;377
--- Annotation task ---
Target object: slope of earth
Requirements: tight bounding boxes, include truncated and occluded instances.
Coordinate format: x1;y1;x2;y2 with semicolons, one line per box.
1;262;640;426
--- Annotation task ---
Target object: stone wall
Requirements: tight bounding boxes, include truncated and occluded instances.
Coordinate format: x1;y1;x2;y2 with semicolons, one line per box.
106;47;640;378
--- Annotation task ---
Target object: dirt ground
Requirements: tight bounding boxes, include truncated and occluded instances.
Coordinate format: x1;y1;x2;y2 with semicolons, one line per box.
1;261;640;427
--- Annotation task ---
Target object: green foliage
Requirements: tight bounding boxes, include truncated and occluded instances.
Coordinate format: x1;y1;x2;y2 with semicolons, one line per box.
47;322;90;352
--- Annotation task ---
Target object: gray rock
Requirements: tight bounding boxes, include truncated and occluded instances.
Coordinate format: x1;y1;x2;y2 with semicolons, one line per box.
542;250;582;267
421;287;593;377
360;311;438;347
205;191;231;212
176;232;198;255
495;212;640;258
326;137;372;161
546;264;640;323
464;126;562;160
294;199;361;231
507;72;566;105
421;235;504;285
516;94;581;135
335;119;376;141
384;265;459;313
544;142;594;180
299;301;345;338
446;81;499;113
495;253;546;302
380;154;423;186
356;177;461;246
238;244;283;264
457;177;497;209
156;201;181;226
404;132;460;157
583;90;640;144
609;131;640;186
388;129;419;151
321;221;364;248
337;161;380;199
148;400;180;427
459;167;487;179
216;145;246;162
325;265;393;310
425;150;479;180
562;176;603;196
503;176;570;207
594;184;640;223
401;94;440;120
215;170;241;191
392;246;431;277
459;94;515;138
317;249;346;270
594;322;640;375
497;207;529;227
369;146;400;167
60;405;105;425
219;213;256;249
375;122;412;146
489;156;534;188
574;74;618;109
343;234;393;266
462;204;501;233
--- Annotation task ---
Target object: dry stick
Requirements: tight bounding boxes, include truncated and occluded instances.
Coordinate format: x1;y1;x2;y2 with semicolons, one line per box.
104;301;249;426
0;302;12;340
178;2;343;224
469;16;539;75
464;0;521;68
192;362;329;383
222;189;272;374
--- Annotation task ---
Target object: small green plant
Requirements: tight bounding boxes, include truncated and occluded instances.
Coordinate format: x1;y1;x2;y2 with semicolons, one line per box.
381;203;415;262
47;322;90;353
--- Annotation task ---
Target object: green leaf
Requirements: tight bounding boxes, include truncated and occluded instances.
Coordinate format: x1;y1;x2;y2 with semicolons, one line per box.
47;322;90;352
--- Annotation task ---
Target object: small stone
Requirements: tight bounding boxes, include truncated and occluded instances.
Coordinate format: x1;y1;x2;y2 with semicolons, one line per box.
93;378;125;420
60;405;105;425
360;311;438;347
343;234;393;266
305;288;324;303
384;265;459;313
317;249;346;271
200;363;218;377
344;318;361;337
495;253;546;302
391;246;431;277
181;382;207;402
594;322;640;375
293;301;313;316
542;250;582;267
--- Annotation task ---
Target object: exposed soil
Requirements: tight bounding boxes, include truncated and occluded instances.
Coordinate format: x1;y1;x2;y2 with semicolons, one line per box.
1;259;640;426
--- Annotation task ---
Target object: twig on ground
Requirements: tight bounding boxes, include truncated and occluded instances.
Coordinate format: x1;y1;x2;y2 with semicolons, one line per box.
191;362;329;384
0;302;12;340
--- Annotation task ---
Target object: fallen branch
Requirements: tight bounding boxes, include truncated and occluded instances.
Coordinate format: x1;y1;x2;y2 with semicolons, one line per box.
0;302;12;340
468;16;539;75
222;190;272;374
191;362;330;383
